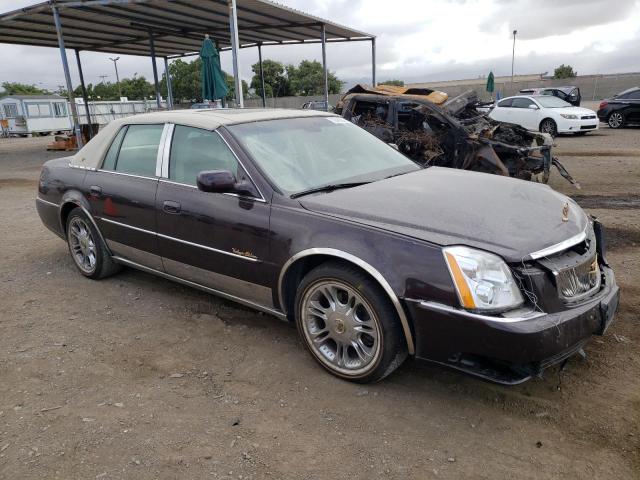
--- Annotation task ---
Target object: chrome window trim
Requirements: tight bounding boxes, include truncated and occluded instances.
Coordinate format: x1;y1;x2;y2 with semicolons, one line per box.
96;169;158;181
528;228;587;260
111;256;285;320
413;300;546;323
97;216;259;262
155;123;173;177
278;248;415;355
157;178;267;204
36;197;59;208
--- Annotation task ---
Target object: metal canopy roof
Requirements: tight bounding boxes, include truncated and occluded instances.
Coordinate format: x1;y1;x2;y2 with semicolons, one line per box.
0;0;374;58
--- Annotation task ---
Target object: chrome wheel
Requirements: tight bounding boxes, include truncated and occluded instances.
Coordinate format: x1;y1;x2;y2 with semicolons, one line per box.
608;112;623;128
300;280;381;375
68;217;97;274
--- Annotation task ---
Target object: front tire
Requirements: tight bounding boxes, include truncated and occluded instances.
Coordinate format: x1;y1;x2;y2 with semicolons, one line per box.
608;112;624;129
539;118;557;137
294;261;407;383
66;207;120;279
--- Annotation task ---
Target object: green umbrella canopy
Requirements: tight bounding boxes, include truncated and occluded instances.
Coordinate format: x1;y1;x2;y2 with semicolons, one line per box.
200;35;228;101
486;71;495;93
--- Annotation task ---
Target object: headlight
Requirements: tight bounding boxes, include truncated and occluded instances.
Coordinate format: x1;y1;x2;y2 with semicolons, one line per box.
443;246;524;312
560;114;578;119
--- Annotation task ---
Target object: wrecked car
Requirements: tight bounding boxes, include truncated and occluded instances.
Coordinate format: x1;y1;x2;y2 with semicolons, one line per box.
37;108;618;385
336;87;577;185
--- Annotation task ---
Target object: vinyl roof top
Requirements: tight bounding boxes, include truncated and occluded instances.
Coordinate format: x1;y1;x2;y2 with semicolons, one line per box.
0;0;374;58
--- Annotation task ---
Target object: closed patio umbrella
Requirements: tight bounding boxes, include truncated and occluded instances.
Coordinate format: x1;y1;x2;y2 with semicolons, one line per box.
486;71;495;99
200;34;228;102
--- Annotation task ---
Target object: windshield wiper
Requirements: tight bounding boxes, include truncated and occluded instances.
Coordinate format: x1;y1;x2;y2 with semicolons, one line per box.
290;181;371;199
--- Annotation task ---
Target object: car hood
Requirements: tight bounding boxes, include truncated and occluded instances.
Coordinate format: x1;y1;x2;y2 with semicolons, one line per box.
553;106;596;116
299;167;588;262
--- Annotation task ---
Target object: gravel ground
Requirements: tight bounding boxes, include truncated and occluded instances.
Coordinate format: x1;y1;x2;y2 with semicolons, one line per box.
0;126;638;479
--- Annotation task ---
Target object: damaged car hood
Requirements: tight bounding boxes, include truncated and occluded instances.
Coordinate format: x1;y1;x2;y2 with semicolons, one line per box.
299;167;588;262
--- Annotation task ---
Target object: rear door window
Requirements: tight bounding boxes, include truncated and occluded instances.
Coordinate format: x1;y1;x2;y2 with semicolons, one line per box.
113;124;164;177
497;98;513;107
101;126;128;171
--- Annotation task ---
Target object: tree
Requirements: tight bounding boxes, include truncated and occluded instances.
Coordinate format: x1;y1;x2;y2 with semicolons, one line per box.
249;59;291;98
1;82;50;96
379;79;404;87
554;64;577;79
161;58;202;103
286;60;342;96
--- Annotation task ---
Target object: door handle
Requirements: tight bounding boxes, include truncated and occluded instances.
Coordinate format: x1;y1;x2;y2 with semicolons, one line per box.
163;200;181;214
89;185;102;197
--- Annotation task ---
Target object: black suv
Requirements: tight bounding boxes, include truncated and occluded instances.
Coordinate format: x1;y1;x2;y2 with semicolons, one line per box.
597;87;640;128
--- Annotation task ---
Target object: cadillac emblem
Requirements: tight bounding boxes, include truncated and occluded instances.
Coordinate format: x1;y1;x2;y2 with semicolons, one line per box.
562;202;570;222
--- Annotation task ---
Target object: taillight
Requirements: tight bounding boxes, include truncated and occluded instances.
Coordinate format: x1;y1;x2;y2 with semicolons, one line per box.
599;101;608;110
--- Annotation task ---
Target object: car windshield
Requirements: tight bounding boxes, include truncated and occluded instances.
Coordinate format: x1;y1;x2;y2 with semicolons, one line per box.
536;96;572;108
228;116;420;195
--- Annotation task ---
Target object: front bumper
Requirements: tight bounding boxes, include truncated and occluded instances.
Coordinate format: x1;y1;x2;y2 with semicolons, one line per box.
556;117;599;133
405;266;619;384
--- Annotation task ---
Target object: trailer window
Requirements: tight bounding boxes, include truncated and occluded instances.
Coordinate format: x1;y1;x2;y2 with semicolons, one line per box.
3;103;18;118
53;102;67;117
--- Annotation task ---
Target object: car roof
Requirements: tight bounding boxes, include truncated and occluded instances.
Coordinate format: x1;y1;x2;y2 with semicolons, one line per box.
108;108;334;130
70;108;335;170
617;86;640;95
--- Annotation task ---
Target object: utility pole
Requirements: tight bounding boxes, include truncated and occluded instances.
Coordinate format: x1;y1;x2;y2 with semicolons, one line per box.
109;57;122;99
99;75;108;83
511;29;517;87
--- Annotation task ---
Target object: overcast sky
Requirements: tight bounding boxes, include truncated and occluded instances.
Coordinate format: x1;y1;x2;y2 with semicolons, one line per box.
1;0;639;91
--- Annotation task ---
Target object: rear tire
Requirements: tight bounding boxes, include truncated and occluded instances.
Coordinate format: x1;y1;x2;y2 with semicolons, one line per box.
608;112;624;129
65;207;120;279
539;118;557;137
294;261;407;383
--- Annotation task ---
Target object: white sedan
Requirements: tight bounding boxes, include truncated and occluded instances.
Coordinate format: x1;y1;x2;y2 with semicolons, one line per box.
488;95;599;136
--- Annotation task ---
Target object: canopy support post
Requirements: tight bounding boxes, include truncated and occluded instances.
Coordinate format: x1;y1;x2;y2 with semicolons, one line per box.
52;5;83;148
321;23;328;111
228;0;243;108
164;57;174;109
371;37;376;86
148;31;161;109
74;48;93;139
257;43;266;108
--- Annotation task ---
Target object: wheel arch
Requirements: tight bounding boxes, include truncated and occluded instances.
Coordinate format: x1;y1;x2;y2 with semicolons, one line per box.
539;117;556;129
58;193;111;255
278;248;415;355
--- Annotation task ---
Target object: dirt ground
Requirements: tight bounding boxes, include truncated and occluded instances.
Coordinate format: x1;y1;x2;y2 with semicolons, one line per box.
0;126;638;480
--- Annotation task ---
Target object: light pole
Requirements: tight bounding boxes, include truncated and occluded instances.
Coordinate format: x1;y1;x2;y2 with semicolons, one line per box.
109;56;122;99
511;30;517;86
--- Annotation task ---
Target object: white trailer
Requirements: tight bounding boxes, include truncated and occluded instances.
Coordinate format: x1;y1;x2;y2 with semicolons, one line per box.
0;95;72;136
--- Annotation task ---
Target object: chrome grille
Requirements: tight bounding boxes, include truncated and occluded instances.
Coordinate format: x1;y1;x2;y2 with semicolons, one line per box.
581;115;596;120
556;256;600;300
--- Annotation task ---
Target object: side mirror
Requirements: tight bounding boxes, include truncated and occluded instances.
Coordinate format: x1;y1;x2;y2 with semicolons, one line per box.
196;170;257;197
196;170;237;193
528;104;539;110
